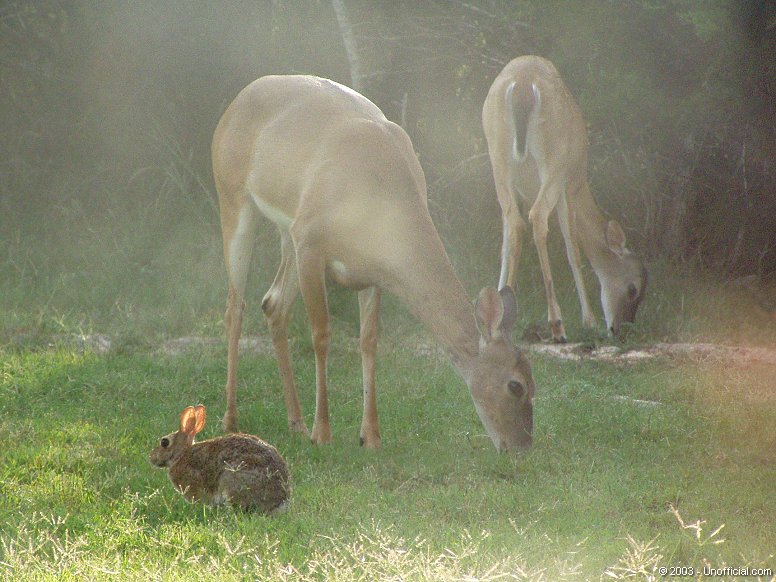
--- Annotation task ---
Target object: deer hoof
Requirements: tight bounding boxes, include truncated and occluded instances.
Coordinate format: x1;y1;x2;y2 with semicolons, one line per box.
310;425;332;445
359;434;381;449
550;320;567;343
288;419;309;436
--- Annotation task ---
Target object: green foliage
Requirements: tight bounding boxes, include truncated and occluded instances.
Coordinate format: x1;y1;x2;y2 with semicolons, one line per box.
4;0;774;293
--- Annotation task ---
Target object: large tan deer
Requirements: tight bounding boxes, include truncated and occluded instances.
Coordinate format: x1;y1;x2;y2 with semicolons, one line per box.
482;56;647;342
212;75;534;452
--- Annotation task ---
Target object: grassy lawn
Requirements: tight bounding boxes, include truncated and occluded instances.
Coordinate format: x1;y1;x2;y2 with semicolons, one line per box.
2;192;775;579
1;324;774;579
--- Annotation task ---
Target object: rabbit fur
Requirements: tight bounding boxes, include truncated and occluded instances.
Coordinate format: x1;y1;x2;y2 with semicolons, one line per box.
149;405;290;513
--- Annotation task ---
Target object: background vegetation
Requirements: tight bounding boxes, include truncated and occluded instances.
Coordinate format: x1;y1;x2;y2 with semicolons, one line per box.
1;1;775;579
1;0;775;343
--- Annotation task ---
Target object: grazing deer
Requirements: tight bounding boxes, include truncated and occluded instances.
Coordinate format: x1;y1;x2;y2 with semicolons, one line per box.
482;56;647;342
212;75;535;451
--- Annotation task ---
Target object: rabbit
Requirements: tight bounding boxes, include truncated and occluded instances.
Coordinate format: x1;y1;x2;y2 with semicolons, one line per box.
149;405;290;513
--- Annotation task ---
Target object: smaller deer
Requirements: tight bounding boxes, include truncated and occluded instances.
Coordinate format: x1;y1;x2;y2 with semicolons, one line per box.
483;56;647;342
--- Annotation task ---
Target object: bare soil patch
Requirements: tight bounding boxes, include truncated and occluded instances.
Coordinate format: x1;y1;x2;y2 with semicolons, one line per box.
526;341;776;366
44;333;776;367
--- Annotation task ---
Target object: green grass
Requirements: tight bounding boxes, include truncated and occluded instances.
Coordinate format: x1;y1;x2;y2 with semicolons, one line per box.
1;331;774;579
2;159;775;579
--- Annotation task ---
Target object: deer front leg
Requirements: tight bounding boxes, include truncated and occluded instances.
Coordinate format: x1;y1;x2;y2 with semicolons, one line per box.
294;242;333;445
490;155;525;292
557;194;596;328
529;180;567;343
262;230;308;436
358;286;381;449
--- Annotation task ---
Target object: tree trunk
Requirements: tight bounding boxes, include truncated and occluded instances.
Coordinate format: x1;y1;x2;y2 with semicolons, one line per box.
332;0;365;94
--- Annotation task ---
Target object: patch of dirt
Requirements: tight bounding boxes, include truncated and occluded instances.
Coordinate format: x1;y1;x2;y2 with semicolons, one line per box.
48;334;113;354
528;342;776;366
159;335;274;356
52;333;776;367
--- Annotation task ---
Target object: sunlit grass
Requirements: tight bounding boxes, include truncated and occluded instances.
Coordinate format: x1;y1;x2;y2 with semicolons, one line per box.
0;340;774;579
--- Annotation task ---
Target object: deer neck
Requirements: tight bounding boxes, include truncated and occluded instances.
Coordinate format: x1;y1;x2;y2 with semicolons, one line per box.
572;181;618;277
378;222;480;381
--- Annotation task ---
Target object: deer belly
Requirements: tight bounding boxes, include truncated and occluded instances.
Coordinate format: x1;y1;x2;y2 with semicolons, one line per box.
251;193;293;229
327;259;371;290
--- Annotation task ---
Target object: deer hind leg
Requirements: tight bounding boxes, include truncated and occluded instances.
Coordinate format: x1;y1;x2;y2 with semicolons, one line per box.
358;286;381;449
491;159;526;291
262;230;308;435
498;192;528;292
292;236;332;445
557;194;596;328
528;178;567;343
221;202;259;432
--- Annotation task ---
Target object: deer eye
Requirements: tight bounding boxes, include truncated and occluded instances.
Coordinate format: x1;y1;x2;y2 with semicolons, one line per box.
160;437;170;448
508;380;524;398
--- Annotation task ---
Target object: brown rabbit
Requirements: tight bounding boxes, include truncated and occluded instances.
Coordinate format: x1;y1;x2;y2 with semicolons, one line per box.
149;405;290;513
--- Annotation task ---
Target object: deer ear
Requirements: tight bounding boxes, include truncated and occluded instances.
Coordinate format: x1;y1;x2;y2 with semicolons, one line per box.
193;405;206;435
499;286;518;336
606;220;627;257
475;287;504;341
180;406;198;434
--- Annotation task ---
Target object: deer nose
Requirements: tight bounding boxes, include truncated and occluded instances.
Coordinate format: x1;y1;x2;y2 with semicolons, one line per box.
500;434;532;452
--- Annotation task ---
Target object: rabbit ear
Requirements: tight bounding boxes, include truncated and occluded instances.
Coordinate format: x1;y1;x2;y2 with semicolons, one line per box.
193;405;206;434
180;406;199;435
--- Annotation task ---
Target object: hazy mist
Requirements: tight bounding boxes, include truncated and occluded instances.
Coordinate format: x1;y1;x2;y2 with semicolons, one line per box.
1;1;774;333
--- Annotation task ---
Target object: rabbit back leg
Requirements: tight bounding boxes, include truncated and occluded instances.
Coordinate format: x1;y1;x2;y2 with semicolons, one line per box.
217;457;290;513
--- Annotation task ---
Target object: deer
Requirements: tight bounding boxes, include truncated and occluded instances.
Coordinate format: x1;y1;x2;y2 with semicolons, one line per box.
482;56;647;343
212;75;535;452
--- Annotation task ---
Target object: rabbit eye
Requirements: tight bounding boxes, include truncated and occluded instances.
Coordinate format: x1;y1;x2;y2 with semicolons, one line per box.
160;437;170;448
